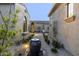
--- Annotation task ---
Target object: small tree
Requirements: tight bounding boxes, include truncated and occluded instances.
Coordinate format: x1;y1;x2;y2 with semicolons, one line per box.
0;8;19;56
31;22;35;33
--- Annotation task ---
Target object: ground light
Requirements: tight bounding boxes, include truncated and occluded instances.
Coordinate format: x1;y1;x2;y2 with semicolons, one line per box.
22;43;29;49
22;43;30;55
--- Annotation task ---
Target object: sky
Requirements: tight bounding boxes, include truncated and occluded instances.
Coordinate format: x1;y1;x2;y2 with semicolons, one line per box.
26;3;53;21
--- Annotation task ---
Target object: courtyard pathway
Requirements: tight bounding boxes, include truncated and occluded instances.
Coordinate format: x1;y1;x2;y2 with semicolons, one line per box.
33;33;72;56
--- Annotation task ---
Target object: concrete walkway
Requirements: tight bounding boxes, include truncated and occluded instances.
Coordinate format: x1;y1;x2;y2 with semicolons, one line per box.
9;33;72;56
33;33;72;56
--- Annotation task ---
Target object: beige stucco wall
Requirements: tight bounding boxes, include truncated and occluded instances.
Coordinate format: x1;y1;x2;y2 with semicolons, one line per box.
15;4;30;40
0;4;15;24
49;3;79;55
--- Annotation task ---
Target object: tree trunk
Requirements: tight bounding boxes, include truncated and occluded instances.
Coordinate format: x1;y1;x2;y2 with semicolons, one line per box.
2;39;5;46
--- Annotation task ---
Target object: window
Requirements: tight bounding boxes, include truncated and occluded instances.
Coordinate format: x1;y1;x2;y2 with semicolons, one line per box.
65;3;75;23
67;3;73;18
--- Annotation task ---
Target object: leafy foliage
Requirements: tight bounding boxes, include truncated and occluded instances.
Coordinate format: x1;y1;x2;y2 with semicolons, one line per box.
52;40;61;49
53;21;58;38
0;9;19;56
31;22;35;33
51;48;58;53
43;33;50;45
22;33;34;44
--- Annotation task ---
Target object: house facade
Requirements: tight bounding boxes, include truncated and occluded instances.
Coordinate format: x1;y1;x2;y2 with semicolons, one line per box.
48;3;79;55
29;21;49;33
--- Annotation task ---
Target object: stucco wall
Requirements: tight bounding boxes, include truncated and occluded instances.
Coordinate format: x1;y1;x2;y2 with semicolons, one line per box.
15;4;30;40
15;4;25;32
49;3;79;55
0;4;15;24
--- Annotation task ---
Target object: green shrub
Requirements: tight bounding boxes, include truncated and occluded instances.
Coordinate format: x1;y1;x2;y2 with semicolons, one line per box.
27;34;34;41
51;48;58;53
61;44;64;49
52;40;61;49
21;34;34;44
22;39;28;44
43;34;50;45
46;40;50;45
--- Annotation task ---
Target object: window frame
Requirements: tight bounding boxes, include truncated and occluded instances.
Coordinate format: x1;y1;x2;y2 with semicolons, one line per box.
67;3;73;18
